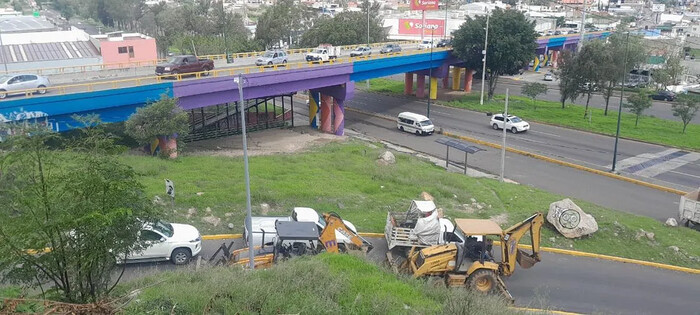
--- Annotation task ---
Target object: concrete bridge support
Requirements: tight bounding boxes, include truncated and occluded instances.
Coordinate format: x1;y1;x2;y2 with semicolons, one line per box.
308;91;320;129
464;69;474;93
309;82;353;136
452;67;462;90
404;73;414;95
416;74;426;99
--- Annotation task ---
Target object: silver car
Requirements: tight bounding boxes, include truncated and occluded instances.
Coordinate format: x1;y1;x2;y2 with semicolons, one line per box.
0;74;50;99
350;46;372;57
256;50;288;67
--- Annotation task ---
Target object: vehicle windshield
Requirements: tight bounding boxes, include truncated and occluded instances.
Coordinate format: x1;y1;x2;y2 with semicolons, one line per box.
166;57;183;64
317;215;327;229
422;40;431;44
313;48;324;53
418;119;433;127
509;117;523;123
152;220;174;237
263;52;274;58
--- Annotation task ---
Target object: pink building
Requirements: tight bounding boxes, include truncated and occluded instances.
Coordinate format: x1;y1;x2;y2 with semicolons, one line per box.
91;31;157;66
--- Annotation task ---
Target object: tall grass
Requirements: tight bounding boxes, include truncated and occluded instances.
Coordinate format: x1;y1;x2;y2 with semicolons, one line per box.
116;254;514;314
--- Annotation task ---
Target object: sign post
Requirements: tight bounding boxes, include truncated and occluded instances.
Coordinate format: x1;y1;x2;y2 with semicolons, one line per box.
165;179;175;206
411;0;440;39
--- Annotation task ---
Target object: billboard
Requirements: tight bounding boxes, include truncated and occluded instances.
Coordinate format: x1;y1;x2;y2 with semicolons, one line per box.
651;3;665;12
410;0;439;11
398;19;445;36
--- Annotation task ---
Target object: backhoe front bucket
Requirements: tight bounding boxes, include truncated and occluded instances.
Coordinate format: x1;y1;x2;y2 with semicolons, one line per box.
516;249;540;269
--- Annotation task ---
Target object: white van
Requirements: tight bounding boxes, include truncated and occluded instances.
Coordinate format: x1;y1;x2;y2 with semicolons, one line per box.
397;112;434;136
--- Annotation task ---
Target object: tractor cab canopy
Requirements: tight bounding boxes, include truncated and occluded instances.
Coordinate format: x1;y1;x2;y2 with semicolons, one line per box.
275;221;320;241
454;219;503;236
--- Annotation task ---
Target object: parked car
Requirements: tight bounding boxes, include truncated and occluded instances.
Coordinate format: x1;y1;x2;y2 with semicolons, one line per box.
155;55;214;76
543;72;554;81
256;50;288;66
0;74;50;99
380;43;402;54
350;46;372;57
436;38;452;47
397;112;434;136
489;113;530;133
124;220;202;265
418;39;435;50
650;90;676;101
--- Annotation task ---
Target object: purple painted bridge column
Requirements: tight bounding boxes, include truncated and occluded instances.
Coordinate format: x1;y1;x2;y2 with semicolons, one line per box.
315;82;354;136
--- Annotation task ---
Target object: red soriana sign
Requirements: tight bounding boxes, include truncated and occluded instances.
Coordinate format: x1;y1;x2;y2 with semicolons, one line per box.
410;0;439;10
398;19;445;36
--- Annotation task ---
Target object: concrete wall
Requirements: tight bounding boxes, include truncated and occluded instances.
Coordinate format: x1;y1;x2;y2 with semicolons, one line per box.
100;38;158;65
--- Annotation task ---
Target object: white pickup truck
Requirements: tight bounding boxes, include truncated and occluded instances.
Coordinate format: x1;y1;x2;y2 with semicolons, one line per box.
245;207;366;249
679;188;700;227
305;45;340;62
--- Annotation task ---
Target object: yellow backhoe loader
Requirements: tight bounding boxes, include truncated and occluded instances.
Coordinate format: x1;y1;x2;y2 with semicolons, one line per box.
401;212;543;301
226;212;373;269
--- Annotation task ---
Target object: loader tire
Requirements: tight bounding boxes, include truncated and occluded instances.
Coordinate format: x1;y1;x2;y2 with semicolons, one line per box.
467;269;498;294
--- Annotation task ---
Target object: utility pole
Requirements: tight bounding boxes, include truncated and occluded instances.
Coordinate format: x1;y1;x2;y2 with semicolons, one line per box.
500;89;509;182
480;12;490;105
444;0;449;40
367;0;370;89
0;28;6;73
428;28;434;118
611;32;630;173
578;0;587;52
235;74;255;270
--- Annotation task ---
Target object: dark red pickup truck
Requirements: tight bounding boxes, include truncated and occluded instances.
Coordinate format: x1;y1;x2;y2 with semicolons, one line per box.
155;55;214;76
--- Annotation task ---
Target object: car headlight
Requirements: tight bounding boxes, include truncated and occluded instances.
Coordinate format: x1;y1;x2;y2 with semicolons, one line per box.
190;235;201;243
164;67;171;71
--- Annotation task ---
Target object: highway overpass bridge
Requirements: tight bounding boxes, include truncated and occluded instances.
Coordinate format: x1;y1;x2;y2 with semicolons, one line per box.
0;32;610;140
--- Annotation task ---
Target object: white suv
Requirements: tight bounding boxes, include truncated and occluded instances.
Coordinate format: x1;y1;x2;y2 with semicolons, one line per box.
125;221;202;265
490;114;530;133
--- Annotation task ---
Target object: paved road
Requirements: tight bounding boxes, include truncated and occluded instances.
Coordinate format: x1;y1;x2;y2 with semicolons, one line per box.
385;73;700;124
344;91;699;193
122;238;700;315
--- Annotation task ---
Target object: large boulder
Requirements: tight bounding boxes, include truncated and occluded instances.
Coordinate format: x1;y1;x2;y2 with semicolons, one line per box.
376;151;396;166
547;199;598;238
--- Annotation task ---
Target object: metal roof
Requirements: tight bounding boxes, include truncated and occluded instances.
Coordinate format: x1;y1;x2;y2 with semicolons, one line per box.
0;41;99;64
454;218;503;235
0;16;55;33
435;137;484;154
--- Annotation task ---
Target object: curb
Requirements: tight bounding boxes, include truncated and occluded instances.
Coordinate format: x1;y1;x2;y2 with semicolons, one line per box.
441;131;687;196
201;233;700;274
511;307;582;315
343;107;686;196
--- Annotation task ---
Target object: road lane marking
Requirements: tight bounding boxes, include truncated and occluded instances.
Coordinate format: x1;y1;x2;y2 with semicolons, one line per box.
670;170;700;180
635;152;700;178
528;130;562;138
605;148;679;170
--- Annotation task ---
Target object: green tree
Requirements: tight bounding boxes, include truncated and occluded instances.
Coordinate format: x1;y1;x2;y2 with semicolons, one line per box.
452;9;536;101
53;0;77;21
255;0;316;49
124;94;189;150
299;2;386;47
0;123;158;303
672;94;700;134
623;89;652;126
521;82;548;110
654;54;686;90
555;50;581;109
555;16;565;28
573;40;608;118
600;32;648;116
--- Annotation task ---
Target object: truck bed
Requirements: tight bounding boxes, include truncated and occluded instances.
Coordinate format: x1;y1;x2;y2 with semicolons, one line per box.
384;212;433;250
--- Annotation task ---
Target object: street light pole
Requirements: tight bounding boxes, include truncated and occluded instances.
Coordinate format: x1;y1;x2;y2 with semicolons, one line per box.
578;0;587;52
428;29;434;118
611;32;630;172
367;0;370;90
235;74;255;270
0;24;7;73
480;12;490;105
500;89;509;182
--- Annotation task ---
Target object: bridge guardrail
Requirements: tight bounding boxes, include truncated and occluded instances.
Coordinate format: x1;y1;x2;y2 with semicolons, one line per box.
1;40;420;76
0;47;450;101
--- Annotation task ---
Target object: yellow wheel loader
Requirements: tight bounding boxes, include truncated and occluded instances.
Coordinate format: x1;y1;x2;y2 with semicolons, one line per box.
402;213;544;301
224;212;373;269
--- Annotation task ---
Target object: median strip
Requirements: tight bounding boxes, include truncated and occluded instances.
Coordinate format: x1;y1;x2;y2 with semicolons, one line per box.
200;233;700;274
344;107;687;196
